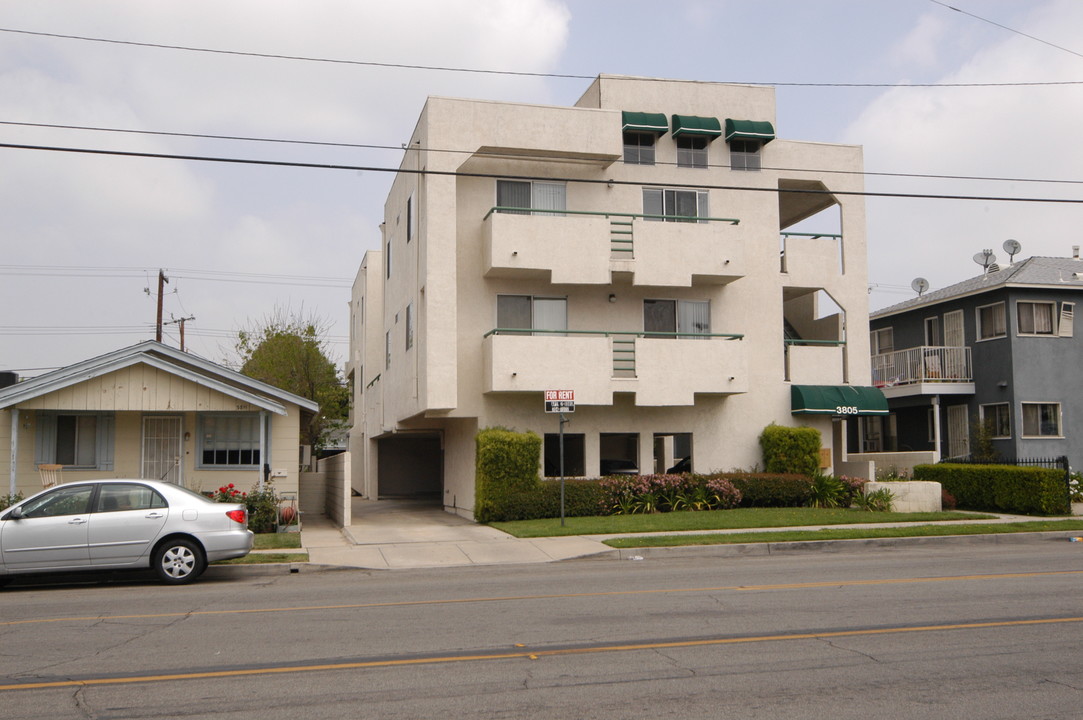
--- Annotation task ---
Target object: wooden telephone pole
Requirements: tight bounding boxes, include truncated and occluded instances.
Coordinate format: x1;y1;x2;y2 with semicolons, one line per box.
155;270;169;342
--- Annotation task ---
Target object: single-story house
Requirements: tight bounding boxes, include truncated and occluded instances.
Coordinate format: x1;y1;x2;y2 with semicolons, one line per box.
1;341;318;499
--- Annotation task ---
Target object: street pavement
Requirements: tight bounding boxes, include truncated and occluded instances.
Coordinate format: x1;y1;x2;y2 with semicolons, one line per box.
240;497;1083;572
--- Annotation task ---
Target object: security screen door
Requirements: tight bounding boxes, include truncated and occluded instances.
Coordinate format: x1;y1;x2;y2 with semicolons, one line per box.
143;416;183;484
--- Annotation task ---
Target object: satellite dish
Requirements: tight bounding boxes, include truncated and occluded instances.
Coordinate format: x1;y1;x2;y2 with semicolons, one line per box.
911;277;929;296
973;249;997;271
1003;239;1022;263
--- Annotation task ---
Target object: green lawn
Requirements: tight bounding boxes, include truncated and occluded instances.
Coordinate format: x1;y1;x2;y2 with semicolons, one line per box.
604;520;1083;548
490;507;999;538
253;533;303;550
216;552;308;565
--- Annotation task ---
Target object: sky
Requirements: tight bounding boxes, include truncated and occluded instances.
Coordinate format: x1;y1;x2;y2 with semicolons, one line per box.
1;0;1081;377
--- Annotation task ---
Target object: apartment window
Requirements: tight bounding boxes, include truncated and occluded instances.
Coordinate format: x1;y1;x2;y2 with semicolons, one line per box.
544;433;585;477
200;415;260;468
496;180;566;216
730;139;762;171
1022;402;1061;437
1017;301;1056;335
676;136;708;168
497;295;567;335
980;403;1011;439
977;302;1006;340
925;316;942;346
870;327;894;355
643;299;710;337
600;432;639;476
405;302;414;351
385;237;392;278
385;331;391;370
1060;302;1075;337
623;132;656;165
406;192;415;242
642;188;709;223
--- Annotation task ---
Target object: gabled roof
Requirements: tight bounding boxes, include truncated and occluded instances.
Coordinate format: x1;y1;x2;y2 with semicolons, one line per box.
873;256;1083;320
0;341;320;415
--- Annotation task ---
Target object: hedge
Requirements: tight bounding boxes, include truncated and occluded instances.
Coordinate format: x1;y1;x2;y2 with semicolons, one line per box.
717;473;814;508
759;424;821;476
914;463;1069;516
474;428;542;523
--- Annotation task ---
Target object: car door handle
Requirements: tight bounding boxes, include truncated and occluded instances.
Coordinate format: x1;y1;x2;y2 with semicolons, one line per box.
145;512;165;519
68;517;88;525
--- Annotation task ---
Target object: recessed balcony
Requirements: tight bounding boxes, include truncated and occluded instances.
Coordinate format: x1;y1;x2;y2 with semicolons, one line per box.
785;340;846;385
780;232;843;282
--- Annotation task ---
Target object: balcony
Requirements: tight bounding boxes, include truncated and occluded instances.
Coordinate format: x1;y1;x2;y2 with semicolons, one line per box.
871;346;974;398
483;208;744;286
780;232;843;282
785;340;845;385
483;329;747;407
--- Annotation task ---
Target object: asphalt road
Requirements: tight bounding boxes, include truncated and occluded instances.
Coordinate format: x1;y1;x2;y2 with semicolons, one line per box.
2;541;1083;719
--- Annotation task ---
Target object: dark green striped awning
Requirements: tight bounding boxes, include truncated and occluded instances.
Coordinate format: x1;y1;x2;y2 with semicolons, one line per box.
725;119;776;144
791;385;889;416
622;111;668;134
671;114;722;139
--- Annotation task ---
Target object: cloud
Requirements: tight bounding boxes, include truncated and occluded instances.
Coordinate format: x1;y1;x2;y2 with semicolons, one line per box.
889;12;947;70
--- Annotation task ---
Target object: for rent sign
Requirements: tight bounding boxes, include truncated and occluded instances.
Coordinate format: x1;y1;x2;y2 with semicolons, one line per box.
544;389;575;413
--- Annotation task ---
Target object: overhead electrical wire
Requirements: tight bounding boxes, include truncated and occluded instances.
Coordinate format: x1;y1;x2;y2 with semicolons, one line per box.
929;0;1083;60
1;25;1081;88
1;140;1080;206
0;264;353;287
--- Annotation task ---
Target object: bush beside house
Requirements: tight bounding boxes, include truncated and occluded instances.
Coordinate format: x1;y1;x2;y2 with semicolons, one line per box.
915;463;1069;516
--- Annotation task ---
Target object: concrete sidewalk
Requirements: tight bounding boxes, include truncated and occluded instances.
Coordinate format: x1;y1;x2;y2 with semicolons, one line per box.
288;499;1079;571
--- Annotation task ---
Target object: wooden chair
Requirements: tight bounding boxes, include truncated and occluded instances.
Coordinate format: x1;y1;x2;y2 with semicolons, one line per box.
38;464;63;489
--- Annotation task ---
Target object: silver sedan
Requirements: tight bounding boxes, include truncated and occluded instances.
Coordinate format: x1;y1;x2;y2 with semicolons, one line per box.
0;479;254;585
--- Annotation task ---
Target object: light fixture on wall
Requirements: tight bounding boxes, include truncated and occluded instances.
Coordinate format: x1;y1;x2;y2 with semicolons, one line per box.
184;432;191;441
608;294;617;303
997;381;1008;388
607;179;614;188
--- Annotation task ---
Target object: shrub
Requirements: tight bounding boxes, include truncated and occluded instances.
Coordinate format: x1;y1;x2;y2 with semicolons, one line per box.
854;487;894;512
915;463;1069;515
705;477;742;509
837;476;868;508
723;473;814;507
244;482;281;533
941;488;957;511
474;427;543;522
808;474;845;508
759;424;821;476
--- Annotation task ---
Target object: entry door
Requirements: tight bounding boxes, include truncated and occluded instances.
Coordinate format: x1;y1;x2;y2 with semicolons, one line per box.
947;405;970;459
143;416;183;484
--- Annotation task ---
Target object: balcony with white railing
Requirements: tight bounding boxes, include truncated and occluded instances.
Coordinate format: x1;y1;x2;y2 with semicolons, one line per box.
483;328;747;407
482;208;744;287
870;346;974;398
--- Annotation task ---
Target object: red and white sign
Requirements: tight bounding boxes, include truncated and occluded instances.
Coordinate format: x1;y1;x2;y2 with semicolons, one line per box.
544;389;575;413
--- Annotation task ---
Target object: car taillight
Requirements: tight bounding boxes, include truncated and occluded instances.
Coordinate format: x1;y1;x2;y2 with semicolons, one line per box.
226;509;247;524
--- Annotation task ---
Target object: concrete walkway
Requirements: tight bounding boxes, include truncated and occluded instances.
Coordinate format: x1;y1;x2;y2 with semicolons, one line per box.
288;498;1079;571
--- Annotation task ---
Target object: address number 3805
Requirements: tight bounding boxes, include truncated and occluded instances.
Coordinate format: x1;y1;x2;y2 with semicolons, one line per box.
835;406;859;415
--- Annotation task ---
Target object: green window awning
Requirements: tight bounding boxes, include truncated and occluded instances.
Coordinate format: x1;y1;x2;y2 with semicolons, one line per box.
791;385;889;416
671;114;722;139
622;111;668;135
725;119;776;144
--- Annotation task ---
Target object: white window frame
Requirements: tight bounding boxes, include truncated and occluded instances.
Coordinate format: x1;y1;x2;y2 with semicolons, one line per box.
979;403;1011;439
198;414;261;469
1021;402;1062;438
642;188;710;223
1016;300;1056;336
496;295;568;336
924;316;942;346
1059;302;1075;337
495;179;566;216
976;302;1006;341
623;132;656;165
729;139;762;171
870;327;894;355
643;298;711;337
676;135;708;169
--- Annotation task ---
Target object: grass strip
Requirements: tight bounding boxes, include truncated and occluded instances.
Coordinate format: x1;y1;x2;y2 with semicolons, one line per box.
603;520;1083;548
216;552;309;564
491;508;997;538
253;533;303;550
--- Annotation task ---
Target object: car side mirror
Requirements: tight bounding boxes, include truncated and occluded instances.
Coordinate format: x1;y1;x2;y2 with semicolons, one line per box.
6;507;24;520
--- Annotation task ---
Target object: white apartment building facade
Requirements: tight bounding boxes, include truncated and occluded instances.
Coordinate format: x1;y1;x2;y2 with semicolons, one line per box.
348;75;885;518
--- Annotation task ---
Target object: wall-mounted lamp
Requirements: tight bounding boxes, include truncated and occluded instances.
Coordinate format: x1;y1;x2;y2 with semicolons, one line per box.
997;381;1008;388
607;179;614;188
608;294;617;303
184;432;191;441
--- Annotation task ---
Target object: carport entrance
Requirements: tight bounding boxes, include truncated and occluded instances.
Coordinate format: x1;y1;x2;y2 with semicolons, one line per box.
376;434;443;498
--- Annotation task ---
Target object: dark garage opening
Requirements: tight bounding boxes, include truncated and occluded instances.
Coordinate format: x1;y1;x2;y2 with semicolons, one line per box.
377;435;443;498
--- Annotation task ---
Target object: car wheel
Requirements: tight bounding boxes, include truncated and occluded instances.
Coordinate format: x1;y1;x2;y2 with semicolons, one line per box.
153;539;205;585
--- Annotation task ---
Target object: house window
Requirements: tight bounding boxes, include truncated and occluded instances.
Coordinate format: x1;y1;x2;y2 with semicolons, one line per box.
55;414;98;467
544;433;585;477
200;415;261;468
925;316;942;346
870;327;894;355
623;132;656;165
643;299;710;337
977;302;1006;340
405;303;414;351
385;331;391;370
496;180;566;216
1022;402;1062;437
980;403;1011;439
642;188;709;223
1017;301;1056;335
497;295;567;336
730;139;762;171
676;136;708;168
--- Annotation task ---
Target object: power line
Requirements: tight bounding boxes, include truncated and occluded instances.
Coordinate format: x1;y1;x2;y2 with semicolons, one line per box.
2;26;1082;88
2;140;1081;205
929;0;1083;60
0;264;353;287
4;119;1082;187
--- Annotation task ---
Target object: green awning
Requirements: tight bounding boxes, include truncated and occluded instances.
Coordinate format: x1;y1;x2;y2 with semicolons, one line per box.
622;111;668;134
791;385;888;416
671;114;722;139
725;119;776;144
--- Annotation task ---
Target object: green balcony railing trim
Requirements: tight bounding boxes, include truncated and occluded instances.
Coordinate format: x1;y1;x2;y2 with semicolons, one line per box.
784;339;846;346
484;328;744;340
484;206;740;225
780;232;842;239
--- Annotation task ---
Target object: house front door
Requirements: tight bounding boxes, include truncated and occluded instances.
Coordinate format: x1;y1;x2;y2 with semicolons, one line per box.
143;416;183;484
947;405;970;459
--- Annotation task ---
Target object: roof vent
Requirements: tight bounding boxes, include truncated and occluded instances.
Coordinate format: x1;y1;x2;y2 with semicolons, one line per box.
987;263;1001;273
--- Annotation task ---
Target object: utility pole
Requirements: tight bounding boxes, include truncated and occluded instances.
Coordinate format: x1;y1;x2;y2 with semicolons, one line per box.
164;315;196;352
155;270;169;342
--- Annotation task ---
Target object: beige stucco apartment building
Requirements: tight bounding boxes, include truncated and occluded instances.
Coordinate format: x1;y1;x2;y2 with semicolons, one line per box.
348;75;886;518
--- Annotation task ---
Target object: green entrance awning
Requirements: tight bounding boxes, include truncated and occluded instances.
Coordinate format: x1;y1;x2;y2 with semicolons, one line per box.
725;119;776;144
622;111;668;134
791;385;888;416
671;114;722;139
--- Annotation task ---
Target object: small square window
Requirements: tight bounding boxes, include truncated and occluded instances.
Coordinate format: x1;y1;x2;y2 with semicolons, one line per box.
1017;301;1055;335
980;403;1011;439
1022;402;1061;437
730;139;762;171
676;136;707;168
623;133;656;165
977;302;1006;340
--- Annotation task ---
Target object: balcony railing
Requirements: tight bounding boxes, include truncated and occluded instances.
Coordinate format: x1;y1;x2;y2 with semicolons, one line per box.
871;346;972;387
780;232;843;275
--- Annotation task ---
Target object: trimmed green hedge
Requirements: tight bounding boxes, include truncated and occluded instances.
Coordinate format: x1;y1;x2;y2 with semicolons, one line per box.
759;424;821;476
914;463;1069;516
719;473;814;508
474;428;542;523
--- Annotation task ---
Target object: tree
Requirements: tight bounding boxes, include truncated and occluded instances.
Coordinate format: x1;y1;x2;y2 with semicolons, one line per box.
235;309;349;452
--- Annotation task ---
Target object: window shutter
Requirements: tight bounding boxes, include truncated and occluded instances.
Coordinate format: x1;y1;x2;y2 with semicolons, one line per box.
98;413;115;471
1059;302;1075;337
35;412;56;465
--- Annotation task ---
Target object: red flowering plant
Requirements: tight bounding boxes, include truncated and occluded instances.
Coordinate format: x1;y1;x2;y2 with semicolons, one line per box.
211;483;247;503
